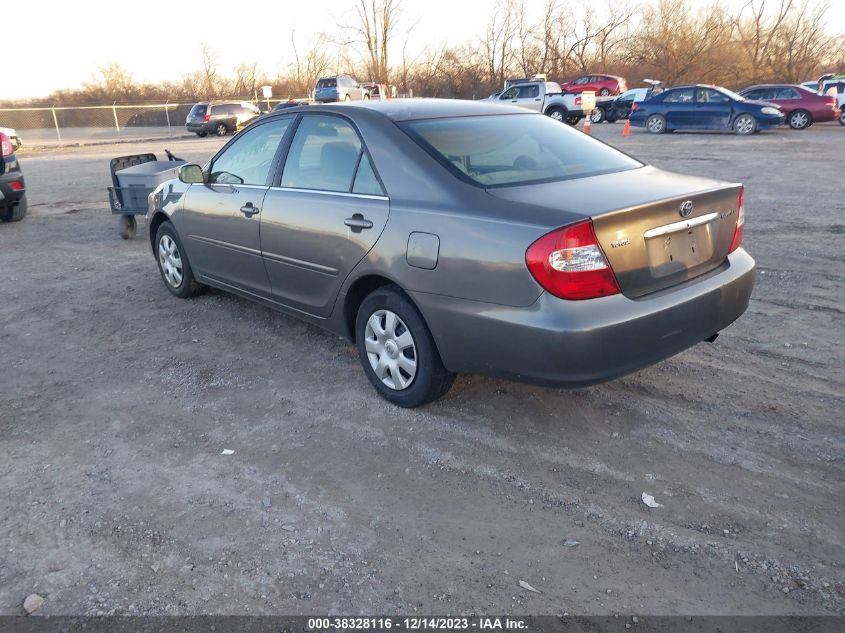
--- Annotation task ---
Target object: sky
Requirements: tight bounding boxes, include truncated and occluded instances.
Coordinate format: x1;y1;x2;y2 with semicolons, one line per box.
5;0;843;100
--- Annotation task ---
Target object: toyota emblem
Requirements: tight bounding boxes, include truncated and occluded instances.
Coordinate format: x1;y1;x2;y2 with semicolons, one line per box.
679;200;694;217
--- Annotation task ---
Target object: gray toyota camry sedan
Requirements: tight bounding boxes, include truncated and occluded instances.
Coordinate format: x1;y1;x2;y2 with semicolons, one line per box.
146;99;755;407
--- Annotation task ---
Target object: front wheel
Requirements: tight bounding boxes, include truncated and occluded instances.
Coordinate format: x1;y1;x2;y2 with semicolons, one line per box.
355;286;455;408
215;123;229;136
787;109;811;130
155;222;206;299
599;88;611;96
590;108;605;124
646;114;666;134
839;110;845;126
734;113;757;135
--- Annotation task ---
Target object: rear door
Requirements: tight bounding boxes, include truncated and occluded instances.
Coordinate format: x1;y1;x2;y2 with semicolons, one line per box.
259;114;389;317
662;88;696;128
177;117;293;296
695;87;732;129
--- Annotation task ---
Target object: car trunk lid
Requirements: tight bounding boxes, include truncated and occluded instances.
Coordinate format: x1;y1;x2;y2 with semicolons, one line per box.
486;166;742;298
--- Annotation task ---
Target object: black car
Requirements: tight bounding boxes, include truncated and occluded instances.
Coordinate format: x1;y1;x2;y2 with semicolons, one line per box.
185;101;261;137
0;131;26;222
272;100;309;111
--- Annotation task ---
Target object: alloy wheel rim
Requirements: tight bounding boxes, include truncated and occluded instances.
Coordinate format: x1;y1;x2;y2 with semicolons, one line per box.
737;116;754;134
648;117;663;132
158;235;183;288
364;309;418;391
550;111;563;122
791;112;807;128
216;124;226;135
591;110;602;122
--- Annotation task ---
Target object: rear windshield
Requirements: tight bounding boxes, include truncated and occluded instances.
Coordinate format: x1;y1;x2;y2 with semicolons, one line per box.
401;114;642;187
317;78;337;88
189;104;207;116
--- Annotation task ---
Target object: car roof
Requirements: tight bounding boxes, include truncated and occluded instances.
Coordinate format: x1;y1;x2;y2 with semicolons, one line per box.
266;99;528;122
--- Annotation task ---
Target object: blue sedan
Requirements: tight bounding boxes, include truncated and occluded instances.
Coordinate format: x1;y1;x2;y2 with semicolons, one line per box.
629;85;785;135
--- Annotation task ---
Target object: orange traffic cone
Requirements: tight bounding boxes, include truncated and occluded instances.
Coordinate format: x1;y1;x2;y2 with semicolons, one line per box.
622;119;631;136
583;117;592;135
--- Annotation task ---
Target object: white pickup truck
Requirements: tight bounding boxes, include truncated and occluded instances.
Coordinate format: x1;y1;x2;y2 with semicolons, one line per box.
486;81;585;125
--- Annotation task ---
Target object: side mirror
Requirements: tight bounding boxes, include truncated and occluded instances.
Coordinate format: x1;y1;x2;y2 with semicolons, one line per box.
178;163;205;184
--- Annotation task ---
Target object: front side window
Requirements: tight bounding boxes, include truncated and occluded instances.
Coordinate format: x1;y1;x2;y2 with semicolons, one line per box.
282;115;376;193
696;88;729;103
401;113;641;188
663;88;694;103
741;88;767;100
209;118;291;185
500;87;519;100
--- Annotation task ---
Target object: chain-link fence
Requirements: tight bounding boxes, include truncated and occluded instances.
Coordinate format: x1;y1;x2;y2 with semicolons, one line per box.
0;99;306;148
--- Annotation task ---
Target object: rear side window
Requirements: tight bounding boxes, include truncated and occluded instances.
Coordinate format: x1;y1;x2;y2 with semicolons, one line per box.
663;88;694;103
401;114;641;188
772;87;799;99
282;115;380;194
742;88;768;100
190;104;207;116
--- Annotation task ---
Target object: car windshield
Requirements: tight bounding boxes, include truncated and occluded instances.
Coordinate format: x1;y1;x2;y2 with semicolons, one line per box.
401;114;642;188
717;87;746;101
317;79;337;88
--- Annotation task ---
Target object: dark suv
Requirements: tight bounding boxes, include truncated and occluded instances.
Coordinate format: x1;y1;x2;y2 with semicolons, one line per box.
185;101;261;137
0;131;26;223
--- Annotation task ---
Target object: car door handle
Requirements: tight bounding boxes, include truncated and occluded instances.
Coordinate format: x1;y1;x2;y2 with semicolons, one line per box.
344;214;373;231
239;203;259;217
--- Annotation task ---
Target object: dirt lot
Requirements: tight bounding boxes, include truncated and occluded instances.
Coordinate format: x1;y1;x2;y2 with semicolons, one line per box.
1;122;843;616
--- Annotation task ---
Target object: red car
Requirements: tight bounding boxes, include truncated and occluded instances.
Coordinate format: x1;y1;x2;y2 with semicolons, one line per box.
739;84;838;129
559;74;627;96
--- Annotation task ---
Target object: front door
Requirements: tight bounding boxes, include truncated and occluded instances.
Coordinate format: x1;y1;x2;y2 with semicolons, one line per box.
695;87;732;130
259;114;390;317
178;117;292;297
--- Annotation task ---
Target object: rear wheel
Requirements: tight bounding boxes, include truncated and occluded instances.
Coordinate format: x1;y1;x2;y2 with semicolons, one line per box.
546;107;566;123
0;195;27;222
646;114;666;134
787;109;811;130
196;132;208;138
590;108;605;123
355;286;455;408
155;222;205;299
599;88;611;96
566;116;580;126
734;113;757;135
839;110;845;126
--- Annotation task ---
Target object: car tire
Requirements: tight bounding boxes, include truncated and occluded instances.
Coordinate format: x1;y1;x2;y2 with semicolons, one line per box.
118;215;137;240
646;114;666;134
155;221;206;299
590;108;605;123
545;107;567;123
839;110;845;125
566;116;580;126
787;109;812;130
196;132;208;138
599;88;611;96
355;285;455;408
0;194;27;222
215;123;229;136
734;113;757;135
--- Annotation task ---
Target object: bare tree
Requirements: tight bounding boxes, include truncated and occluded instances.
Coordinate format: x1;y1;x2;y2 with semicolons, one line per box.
290;32;335;95
343;0;402;82
200;43;220;98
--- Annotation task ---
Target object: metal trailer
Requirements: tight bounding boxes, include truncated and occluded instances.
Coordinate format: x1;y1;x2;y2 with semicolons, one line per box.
107;152;184;239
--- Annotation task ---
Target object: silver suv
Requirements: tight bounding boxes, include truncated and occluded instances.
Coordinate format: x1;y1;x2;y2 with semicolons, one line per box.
314;76;370;103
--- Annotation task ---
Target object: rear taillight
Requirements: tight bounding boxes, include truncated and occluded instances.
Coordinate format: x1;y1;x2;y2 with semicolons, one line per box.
202;114;211;123
729;187;745;253
526;220;620;301
575;95;582;106
0;133;13;157
10;181;23;191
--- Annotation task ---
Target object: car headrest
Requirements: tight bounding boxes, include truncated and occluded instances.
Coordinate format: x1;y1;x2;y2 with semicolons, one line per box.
320;142;359;174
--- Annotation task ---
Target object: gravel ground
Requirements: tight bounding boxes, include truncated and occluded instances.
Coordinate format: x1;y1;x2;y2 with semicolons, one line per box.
1;121;843;616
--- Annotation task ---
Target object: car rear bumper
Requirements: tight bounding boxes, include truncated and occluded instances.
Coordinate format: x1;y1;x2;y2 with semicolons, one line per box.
412;249;756;386
186;122;210;133
0;169;25;208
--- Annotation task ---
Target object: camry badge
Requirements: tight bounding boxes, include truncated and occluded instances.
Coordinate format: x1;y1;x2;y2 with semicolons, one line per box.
679;200;694;217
